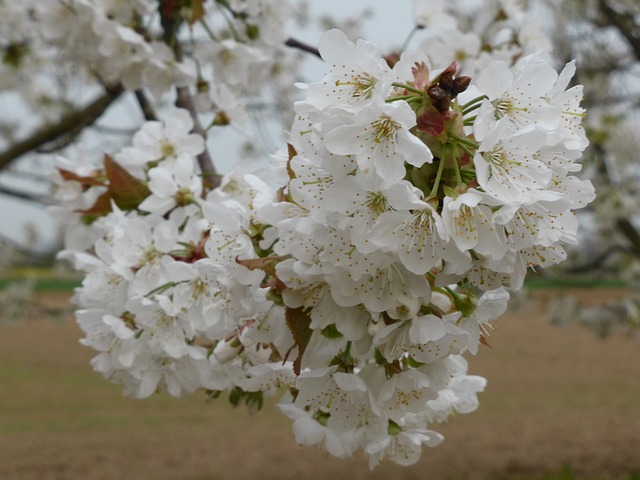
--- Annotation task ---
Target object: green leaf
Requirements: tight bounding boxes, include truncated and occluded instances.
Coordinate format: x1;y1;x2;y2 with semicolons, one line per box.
442;185;459;199
321;323;343;339
104;154;150;210
284;306;313;376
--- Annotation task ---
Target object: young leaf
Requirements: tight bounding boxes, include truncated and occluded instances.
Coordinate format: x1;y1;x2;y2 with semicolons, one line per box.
75;190;113;223
104;154;150;210
284;306;313;376
188;0;206;25
287;143;297;180
236;255;291;277
57;168;104;188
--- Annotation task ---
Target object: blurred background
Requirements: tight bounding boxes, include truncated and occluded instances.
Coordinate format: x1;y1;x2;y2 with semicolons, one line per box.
1;1;639;478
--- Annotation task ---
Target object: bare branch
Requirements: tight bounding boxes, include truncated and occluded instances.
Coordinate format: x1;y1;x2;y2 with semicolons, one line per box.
134;89;158;121
159;6;220;189
175;86;220;189
0;84;124;171
285;37;321;58
0;184;49;204
599;0;640;60
563;245;628;274
617;218;640;256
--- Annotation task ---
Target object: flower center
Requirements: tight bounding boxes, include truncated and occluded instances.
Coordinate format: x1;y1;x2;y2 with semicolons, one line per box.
336;73;376;99
160;141;177;158
365;191;389;216
371;115;400;144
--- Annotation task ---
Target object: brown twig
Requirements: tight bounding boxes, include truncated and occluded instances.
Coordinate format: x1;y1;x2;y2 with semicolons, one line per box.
160;5;220;189
0;184;50;204
0;84;124;171
285;37;321;58
599;0;640;60
134;89;158;121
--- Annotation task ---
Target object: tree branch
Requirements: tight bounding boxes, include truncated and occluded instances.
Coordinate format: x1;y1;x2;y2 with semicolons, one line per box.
617;218;640;256
285;37;321;58
599;0;640;60
0;184;49;204
563;245;628;274
175;86;220;189
134;89;158;121
160;6;220;189
0;84;124;172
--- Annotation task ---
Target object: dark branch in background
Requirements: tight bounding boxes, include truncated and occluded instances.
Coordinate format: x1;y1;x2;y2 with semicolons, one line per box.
617;218;640;257
599;0;640;60
0;184;50;204
0;84;124;171
285;37;321;58
175;85;220;188
0;231;32;257
563;245;629;274
134;89;158;121
160;5;219;189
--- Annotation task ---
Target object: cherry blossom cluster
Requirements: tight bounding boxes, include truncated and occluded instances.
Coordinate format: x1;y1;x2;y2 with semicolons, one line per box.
1;0;293;126
48;0;595;469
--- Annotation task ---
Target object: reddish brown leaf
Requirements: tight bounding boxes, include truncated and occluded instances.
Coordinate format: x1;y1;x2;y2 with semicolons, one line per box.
57;168;104;188
236;255;291;277
188;0;206;25
284;306;313;376
416;106;445;137
286;143;297;180
75;190;113;223
104;154;150;210
479;334;493;349
411;61;430;90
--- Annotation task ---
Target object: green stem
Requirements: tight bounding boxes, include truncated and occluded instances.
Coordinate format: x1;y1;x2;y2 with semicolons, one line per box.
385;94;417;103
217;2;241;41
145;281;176;297
450;134;479;150
444;286;461;301
460;95;488;110
199;18;219;41
457;143;476;160
462;102;483;116
460;168;476;182
392;82;424;96
452;155;462;185
429;158;446;198
463;115;477;126
344;341;352;359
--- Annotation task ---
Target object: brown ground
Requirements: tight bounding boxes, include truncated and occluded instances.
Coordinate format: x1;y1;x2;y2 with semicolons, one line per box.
0;290;638;480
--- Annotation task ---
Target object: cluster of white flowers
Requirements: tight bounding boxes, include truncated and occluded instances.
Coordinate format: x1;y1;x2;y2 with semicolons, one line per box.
46;0;595;469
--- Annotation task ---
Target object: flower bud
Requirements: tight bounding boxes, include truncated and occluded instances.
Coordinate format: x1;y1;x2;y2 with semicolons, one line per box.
439;72;455;92
430;291;453;313
451;76;471;95
213;338;242;363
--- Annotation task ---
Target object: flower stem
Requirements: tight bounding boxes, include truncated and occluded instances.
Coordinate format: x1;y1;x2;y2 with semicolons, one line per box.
460;95;488;110
462;102;483;116
392;82;425;96
450;134;479;150
429;158;446;198
199;19;219;41
463;115;477;126
385;95;417;103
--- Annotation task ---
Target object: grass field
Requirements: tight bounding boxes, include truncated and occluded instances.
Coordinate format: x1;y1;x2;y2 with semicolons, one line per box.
1;290;639;480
